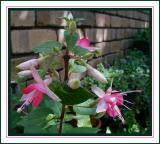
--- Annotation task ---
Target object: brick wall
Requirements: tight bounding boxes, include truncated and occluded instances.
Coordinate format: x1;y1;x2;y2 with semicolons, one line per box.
11;10;149;81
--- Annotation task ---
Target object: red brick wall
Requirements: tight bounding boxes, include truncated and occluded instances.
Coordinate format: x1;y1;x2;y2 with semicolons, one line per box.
11;10;149;81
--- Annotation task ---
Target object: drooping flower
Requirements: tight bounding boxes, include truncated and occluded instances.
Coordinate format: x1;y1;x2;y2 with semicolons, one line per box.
17;70;32;77
77;37;101;53
87;64;107;83
17;66;61;113
16;57;44;70
91;85;141;123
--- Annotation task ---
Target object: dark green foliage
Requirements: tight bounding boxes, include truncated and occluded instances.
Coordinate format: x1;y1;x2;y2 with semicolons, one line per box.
50;83;95;105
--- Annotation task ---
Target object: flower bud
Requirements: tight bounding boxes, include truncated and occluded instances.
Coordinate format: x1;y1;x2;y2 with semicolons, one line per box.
16;58;43;70
68;78;81;89
87;64;107;83
69;20;77;33
83;53;94;59
46;114;54;121
17;70;32;77
68;73;81;89
67;12;73;20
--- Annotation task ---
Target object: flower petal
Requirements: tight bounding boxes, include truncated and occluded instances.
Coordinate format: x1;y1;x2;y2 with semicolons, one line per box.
77;37;90;48
23;84;35;94
32;91;43;107
21;89;36;101
96;99;107;113
34;83;47;93
91;85;105;98
87;64;107;83
45;86;61;101
43;77;52;86
16;59;39;70
30;66;43;84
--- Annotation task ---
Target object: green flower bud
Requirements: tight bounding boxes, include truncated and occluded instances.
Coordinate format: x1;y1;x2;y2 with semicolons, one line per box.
69;20;77;34
83;52;94;59
46;114;54;121
53;47;60;53
68;78;81;89
95;49;102;57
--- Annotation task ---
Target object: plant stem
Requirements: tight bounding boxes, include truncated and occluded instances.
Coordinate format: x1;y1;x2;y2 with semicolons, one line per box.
58;48;70;134
58;104;65;134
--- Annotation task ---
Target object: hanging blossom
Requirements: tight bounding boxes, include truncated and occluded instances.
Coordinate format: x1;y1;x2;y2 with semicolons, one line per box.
17;59;61;113
91;85;141;123
77;37;101;53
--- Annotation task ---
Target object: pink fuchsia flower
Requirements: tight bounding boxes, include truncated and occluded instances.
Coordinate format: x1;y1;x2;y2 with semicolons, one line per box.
77;37;100;52
91;85;140;123
17;66;61;113
87;64;107;83
16;57;44;70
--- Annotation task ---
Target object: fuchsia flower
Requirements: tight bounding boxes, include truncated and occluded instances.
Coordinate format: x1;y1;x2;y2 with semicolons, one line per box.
17;66;61;113
77;37;99;52
91;85;141;123
87;64;107;83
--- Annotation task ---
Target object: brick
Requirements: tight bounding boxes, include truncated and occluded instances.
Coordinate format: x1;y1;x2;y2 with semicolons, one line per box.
111;16;122;27
72;11;96;26
11;56;37;81
96;13;110;27
135;20;142;28
96;13;106;27
125;11;134;18
103;53;118;65
85;29;96;42
129;19;136;28
116;29;124;39
57;29;65;44
12;29;57;53
11;11;35;26
109;41;122;53
144;22;149;28
117;10;126;16
88;57;103;67
95;42;110;55
106;15;111;27
124;29;133;38
104;29;116;41
37;11;67;26
96;29;104;42
106;10;117;14
85;29;104;42
121;18;130;28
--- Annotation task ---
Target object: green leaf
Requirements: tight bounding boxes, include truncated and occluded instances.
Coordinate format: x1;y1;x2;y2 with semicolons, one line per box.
73;46;90;56
20;107;53;133
70;64;87;73
73;107;96;115
50;83;95;105
33;40;62;55
73;99;96;115
44;100;62;117
63;127;100;134
77;115;92;127
64;31;78;50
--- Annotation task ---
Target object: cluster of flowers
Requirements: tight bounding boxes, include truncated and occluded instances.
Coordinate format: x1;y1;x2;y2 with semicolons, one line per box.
16;36;139;124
